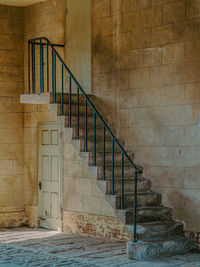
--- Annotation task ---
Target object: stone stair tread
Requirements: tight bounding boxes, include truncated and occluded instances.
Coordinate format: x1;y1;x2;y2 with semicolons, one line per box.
115;191;159;196
64;112;94;117
126;221;183;234
124;206;171;211
139;220;178;226
80;137;124;142
106;178;148;182
97;163;138;167
126;220;182;228
97;163;134;168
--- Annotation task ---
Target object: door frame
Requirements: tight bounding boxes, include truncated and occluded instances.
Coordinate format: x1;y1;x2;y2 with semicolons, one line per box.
38;122;63;231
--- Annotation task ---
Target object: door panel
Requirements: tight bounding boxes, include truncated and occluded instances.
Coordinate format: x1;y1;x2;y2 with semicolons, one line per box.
38;123;61;231
51;156;58;181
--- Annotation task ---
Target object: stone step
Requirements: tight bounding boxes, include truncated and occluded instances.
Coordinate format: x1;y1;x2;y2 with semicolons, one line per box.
115;192;162;209
86;151;134;166
106;178;151;194
65;115;109;129
80;138;125;153
126;221;184;241
127;235;196;260
97;164;141;180
117;206;172;224
72;128;116;141
57;103;94;116
80;151;132;166
51;92;94;105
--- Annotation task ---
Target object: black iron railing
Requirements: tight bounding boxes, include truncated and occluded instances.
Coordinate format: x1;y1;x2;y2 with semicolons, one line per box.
28;37;142;242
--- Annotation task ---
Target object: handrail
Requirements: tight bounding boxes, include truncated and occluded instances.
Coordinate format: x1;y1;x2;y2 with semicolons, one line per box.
28;37;142;242
29;37;141;174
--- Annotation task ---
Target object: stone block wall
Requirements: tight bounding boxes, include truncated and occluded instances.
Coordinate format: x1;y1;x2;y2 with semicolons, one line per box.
92;0;200;233
0;0;66;227
0;5;25;226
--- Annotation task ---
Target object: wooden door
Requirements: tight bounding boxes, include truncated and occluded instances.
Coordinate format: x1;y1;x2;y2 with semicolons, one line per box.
38;123;62;231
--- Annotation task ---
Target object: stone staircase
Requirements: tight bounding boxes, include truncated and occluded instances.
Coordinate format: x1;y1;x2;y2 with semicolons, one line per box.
51;92;196;260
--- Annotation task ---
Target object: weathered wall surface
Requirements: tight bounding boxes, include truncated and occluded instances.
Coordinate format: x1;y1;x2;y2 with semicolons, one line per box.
92;0;200;233
0;5;25;226
23;0;66;223
66;0;91;93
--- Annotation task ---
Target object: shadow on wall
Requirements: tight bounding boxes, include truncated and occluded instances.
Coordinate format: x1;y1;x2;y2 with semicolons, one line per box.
166;190;200;232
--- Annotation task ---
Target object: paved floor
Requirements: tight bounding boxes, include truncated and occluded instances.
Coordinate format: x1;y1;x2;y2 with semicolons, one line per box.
0;228;199;266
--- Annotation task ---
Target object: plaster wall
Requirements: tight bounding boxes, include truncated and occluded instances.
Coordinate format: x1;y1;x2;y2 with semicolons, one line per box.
0;4;25;226
92;0;200;233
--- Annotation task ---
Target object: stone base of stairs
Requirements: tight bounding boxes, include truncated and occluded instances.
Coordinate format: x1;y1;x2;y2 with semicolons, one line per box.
127;236;197;260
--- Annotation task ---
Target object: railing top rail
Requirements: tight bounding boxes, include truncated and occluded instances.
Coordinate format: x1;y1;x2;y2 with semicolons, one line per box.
28;37;141;173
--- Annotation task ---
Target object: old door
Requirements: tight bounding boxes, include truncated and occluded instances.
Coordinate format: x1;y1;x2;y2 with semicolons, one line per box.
38;123;62;231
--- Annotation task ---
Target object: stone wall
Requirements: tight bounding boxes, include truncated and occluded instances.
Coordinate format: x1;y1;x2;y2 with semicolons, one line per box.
66;0;91;93
0;5;25;226
92;0;200;233
23;0;66;220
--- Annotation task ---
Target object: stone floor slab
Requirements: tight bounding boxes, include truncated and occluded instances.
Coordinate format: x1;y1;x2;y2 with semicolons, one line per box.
0;228;199;266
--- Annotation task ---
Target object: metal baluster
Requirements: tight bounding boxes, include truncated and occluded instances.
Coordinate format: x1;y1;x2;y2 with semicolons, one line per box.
32;42;35;94
39;40;41;92
28;41;30;93
46;42;49;92
39;40;44;93
69;75;71;127
85;99;87;152
93;112;96;166
77;87;79;139
133;171;138;242
54;53;56;103
121;152;124;210
61;64;64;115
52;50;54;97
103;126;105;180
112;138;115;195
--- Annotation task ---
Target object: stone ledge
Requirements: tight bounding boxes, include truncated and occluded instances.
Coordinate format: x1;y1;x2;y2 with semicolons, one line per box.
0;209;25;228
0;206;24;213
20;93;50;104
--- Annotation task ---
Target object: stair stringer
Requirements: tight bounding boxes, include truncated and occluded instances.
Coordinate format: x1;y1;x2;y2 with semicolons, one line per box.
61;125;130;240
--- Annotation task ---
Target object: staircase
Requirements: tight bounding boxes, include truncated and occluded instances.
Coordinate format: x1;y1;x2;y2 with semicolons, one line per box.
23;37;196;260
